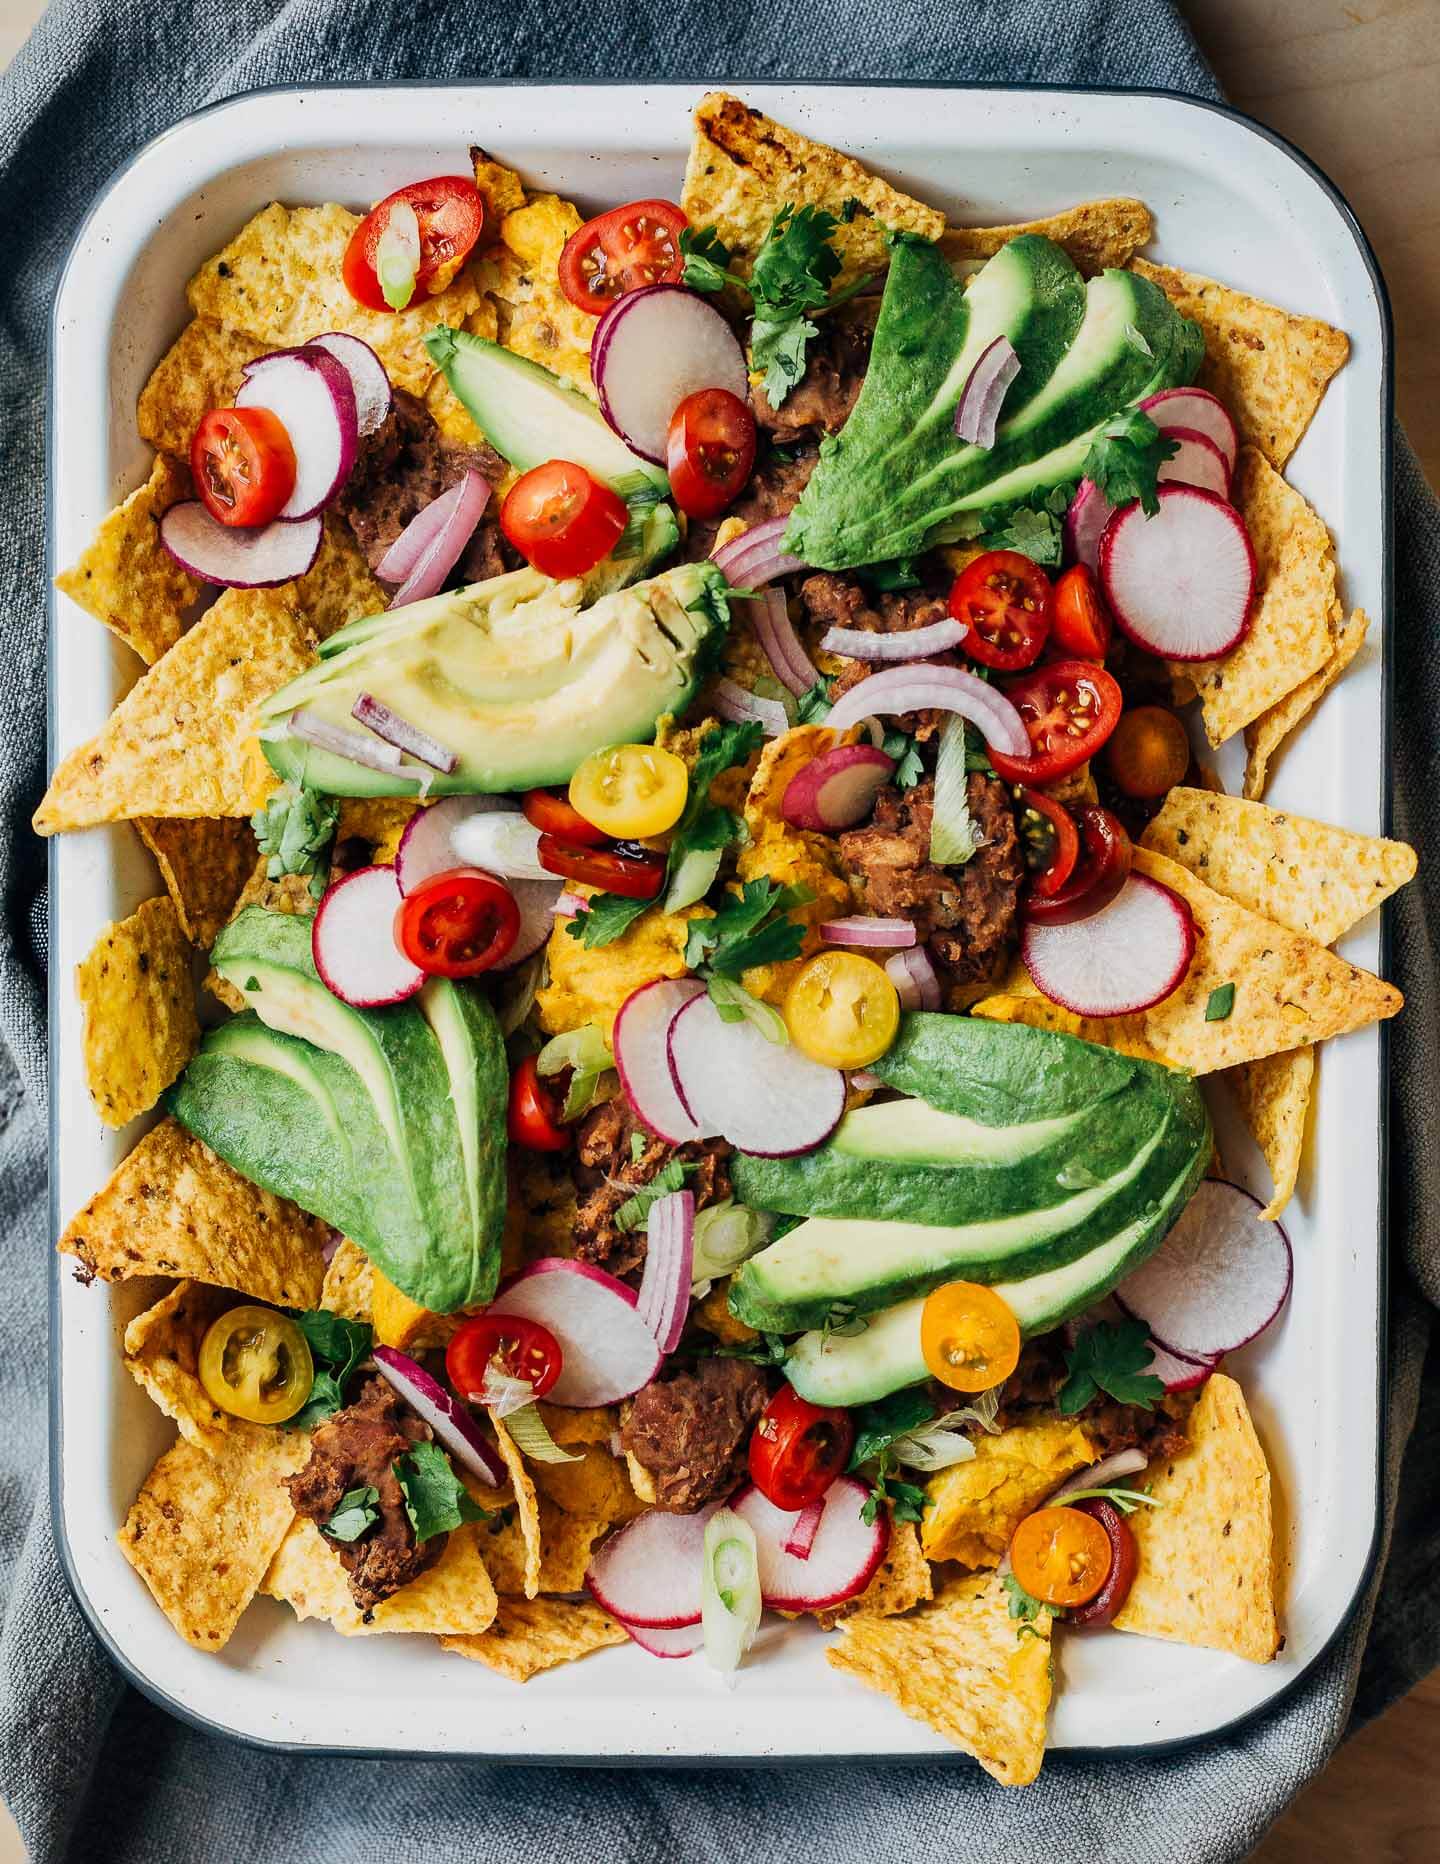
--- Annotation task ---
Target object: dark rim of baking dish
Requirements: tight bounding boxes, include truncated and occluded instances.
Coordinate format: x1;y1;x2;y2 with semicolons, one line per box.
47;77;1394;1767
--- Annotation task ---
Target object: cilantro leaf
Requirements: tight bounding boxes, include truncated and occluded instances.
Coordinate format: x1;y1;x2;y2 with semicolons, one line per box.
858;1452;928;1526
746;205;847;409
613;1158;697;1233
683;878;813;977
752;314;818;406
288;1309;372;1430
322;1484;380;1543
392;1441;489;1542
251;785;339;901
1002;1573;1062;1639
847;1389;936;1471
565;892;652;950
668;718;762;867
1058;1318;1165;1415
794;678;834;725
981;503;1065;567
1080;410;1179;518
715;1331;791;1368
1205;982;1236;1022
882;728;925;789
679;225;737;293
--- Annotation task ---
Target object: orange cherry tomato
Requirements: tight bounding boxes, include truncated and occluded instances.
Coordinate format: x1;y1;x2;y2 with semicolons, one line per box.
747;1384;855;1512
949;549;1054;672
342;176;484;313
1009;1505;1115;1608
506;1055;570;1153
447;1310;563;1401
190;407;296;528
988;659;1124;787
521;788;608;846
500;460;628;578
920;1281;1022;1392
394;867;519;977
1104;705;1191;800
1017;787;1079;900
666;388;758;520
557;199;689;316
1051;563;1113;661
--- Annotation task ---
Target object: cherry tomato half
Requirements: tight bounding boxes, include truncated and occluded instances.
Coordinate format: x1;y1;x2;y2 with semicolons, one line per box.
342;176;484;312
191;406;296;529
1017;788;1080;900
395;867;519;976
920;1281;1022;1393
1104;705;1191;800
557;199;689;316
949;549;1054;672
447;1311;563;1403
507;1054;570;1153
1009;1504;1114;1609
569;743;689;840
1024;803;1133;926
522;788;608;846
988;658;1124;786
666;388;758;520
500;460;628;578
748;1384;855;1513
536;834;666;900
783;951;901;1070
1065;1499;1140;1629
1050;563;1113;661
198;1306;314;1424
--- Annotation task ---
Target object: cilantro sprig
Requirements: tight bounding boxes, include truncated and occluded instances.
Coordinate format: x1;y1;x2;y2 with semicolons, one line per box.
683;877;814;977
252;785;339;901
1057;1318;1165;1415
322;1484;380;1543
1003;1573;1062;1640
393;1441;489;1543
1080;410;1179;517
288;1309;372;1431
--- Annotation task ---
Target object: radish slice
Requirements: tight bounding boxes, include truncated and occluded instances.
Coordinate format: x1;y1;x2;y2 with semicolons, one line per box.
782;744;896;832
158;502;322;588
311;864;424;1008
393;797;560;970
819;916;917;950
591;285;749;465
1115;1179;1293;1359
1063;479;1113;574
635;1190;695;1355
612;977;712;1144
711;516;808;590
1021;872;1195;1017
386;471;492;608
783;1499;825;1560
821;617;968;662
886;944;940;1011
305;332;392;437
711;678;789;737
585;1505;716;1627
1140;387;1239;478
731;1478;889;1610
487;1258;664;1407
371;1345;506;1488
666;991;846;1158
621;1618;704;1658
1099;484;1256;662
236;347;359;520
1158;426;1231;501
1144;1337;1216;1393
824;661;1030;758
754;588;819;695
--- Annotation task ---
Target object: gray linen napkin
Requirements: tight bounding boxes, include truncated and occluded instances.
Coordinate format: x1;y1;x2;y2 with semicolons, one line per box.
1;3;1435;1858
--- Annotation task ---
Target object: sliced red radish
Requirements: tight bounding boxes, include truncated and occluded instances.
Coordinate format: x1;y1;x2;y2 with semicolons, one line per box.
305;332;392;437
1098;484;1256;662
782;743;896;832
612;977;711;1144
731;1478;889;1610
666;990;846;1158
585;1505;716;1627
621;1618;704;1658
236;347;359;520
1157;426;1231;501
591;285;749;465
394;796;560;970
1140;387;1239;479
783;1499;825;1560
1064;479;1113;574
1021;872;1195;1017
487;1258;663;1407
1143;1337;1216;1393
312;864;424;1008
371;1345;506;1487
1115;1179;1293;1359
158;502;322;587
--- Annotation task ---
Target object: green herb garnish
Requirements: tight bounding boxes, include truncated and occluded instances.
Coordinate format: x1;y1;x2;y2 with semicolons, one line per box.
287;1309;373;1431
1205;982;1236;1022
251;785;340;900
321;1485;380;1543
1080;410;1179;517
683;877;814;977
1058;1318;1165;1415
392;1441;489;1543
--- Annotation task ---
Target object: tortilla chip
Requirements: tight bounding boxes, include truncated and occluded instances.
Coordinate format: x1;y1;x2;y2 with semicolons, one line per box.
135;816;257;950
1243;607;1369;800
319;1236;372;1321
1222;1045;1314;1220
970;970;1167;1066
1141;787;1416;947
291;516;387;641
262;1517;498;1636
529;1442;644;1525
137;318;267;458
123;1280;235;1453
423;299;504;444
1171;448;1337;749
1113;1374;1279;1660
490;1414;543;1598
941;198;1152;276
55;455;200;665
370;1261;457;1352
59;1116;329;1306
118;1423;306;1650
333;797;421;871
922;1416;1096;1566
186;201;481;397
470;146;528;224
816;1517;934;1628
535;1402;616;1448
681;93;944;291
827;1571;1052;1785
76;896;199;1126
442;1595;627;1681
34;584;316;834
490;194;596;396
1133;259;1348;469
472;1486;607;1598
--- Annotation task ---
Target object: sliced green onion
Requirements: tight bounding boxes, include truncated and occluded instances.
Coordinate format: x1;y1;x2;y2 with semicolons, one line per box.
701;1507;762;1674
664;844;724;913
500;1402;582;1465
375;200;422;311
691;1198;774;1284
707;975;788;1045
537;1023;612;1077
888;1414;979;1472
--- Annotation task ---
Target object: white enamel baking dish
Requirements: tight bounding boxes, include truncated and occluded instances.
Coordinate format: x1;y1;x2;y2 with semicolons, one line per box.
48;82;1392;1760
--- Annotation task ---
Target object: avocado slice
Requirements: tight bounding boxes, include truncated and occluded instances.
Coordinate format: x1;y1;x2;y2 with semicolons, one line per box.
258;558;730;799
416;977;508;1307
866;1012;1144;1120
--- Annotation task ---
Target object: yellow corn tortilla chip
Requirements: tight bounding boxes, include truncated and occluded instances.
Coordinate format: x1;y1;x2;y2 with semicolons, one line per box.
262;1517;498;1636
1170;448;1337;749
442;1596;628;1682
123;1280;235;1454
77;896;199;1127
291;516;387;642
55;455;200;665
1113;1373;1279;1660
941;198;1152;276
489;194;596;397
1222;1045;1315;1221
1133;259;1348;470
529;1442;644;1525
1243;607;1369;800
816;1517;934;1629
490;1413;543;1598
535;1402;616;1449
333;797;421;870
186;201;481;397
423;299;504;444
137;318;267;458
827;1571;1052;1785
370;1260;457;1352
135;816;257;950
470;1482;607;1598
59;1116;329;1306
921;1415;1096;1566
470;146;528;225
681;93;944;290
1141;786;1417;947
320;1236;372;1321
970;970;1167;1065
118;1422;306;1650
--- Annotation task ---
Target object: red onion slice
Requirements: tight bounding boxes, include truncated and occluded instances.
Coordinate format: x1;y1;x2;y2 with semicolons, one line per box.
236;347;358;521
711;516;807;589
553;890;588;919
384;471;492;608
753;588;820;695
371;1345;507;1488
305;332;392;437
819;916;917;949
635;1189;695;1356
885;944;940;1011
287;707;405;774
823;661;1029;759
1047;1447;1150;1505
711;678;789;737
351;693;457;773
158;502;322;588
954;335;1021;448
782;1498;825;1560
820;616;966;663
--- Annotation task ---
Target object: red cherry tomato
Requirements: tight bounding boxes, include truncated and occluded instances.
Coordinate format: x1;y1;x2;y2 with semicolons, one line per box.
536;834;665;900
1017;788;1080;900
500;461;628;578
521;788;608;846
446;1310;563;1403
666;388;758;520
342;176;484;313
1065;1498;1140;1629
1050;563;1113;661
190;407;296;529
557;199;689;316
394;867;519;977
506;1054;571;1153
747;1384;855;1513
948;549;1054;672
989;658;1125;786
1024;804;1133;926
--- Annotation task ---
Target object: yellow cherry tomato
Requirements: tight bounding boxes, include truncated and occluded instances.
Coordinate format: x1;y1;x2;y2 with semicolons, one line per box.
198;1305;314;1425
568;743;689;839
783;950;900;1069
920;1280;1022;1392
1009;1505;1113;1607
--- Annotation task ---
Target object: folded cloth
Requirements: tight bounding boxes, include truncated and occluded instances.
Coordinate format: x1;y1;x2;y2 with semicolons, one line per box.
1;2;1435;1859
